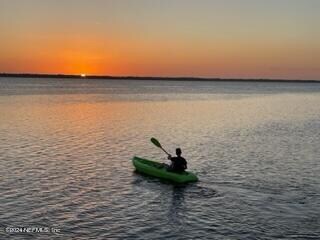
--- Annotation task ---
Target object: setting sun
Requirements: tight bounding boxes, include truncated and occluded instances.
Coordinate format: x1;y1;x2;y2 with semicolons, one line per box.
80;74;86;78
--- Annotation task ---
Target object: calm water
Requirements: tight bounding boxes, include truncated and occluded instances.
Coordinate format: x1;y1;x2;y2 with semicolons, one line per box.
0;77;319;240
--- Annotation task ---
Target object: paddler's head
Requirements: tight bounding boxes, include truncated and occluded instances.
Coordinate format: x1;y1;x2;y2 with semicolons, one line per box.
176;148;182;156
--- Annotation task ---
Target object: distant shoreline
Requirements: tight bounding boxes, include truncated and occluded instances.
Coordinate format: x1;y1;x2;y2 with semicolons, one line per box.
0;73;319;83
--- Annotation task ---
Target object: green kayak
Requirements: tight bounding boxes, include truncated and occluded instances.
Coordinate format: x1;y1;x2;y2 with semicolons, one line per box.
132;156;198;183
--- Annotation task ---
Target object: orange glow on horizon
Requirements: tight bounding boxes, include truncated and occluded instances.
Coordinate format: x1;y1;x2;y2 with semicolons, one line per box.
1;34;319;80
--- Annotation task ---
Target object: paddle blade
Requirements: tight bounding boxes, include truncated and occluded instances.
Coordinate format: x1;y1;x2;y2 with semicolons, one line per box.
150;137;162;148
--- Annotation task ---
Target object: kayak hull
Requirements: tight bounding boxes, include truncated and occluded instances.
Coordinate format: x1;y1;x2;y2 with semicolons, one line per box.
132;156;198;183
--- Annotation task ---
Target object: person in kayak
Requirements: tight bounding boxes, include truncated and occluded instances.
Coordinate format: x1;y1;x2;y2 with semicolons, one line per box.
167;148;187;172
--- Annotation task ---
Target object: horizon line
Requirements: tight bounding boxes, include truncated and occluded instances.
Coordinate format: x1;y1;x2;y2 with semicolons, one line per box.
0;72;319;83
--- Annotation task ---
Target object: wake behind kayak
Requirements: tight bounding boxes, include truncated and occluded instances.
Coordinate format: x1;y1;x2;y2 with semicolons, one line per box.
132;156;198;183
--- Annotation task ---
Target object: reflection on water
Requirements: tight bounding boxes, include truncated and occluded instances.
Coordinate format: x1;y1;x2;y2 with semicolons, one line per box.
168;186;186;232
0;78;320;239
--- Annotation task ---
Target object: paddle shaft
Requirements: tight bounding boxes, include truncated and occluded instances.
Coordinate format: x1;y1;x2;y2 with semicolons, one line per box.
151;137;170;156
159;147;170;156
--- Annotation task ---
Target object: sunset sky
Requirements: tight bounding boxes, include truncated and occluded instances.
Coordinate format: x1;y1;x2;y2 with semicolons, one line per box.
0;0;319;80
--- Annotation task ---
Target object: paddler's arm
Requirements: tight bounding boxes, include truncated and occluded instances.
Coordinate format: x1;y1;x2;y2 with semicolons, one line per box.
181;161;187;170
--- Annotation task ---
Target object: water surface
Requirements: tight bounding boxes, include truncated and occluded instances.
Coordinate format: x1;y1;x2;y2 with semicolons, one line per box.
0;77;319;239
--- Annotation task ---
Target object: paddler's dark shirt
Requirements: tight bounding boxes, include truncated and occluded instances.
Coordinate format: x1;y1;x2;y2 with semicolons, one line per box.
170;156;187;172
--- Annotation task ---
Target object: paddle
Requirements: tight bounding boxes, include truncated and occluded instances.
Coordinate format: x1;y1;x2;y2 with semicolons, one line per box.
150;137;170;156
